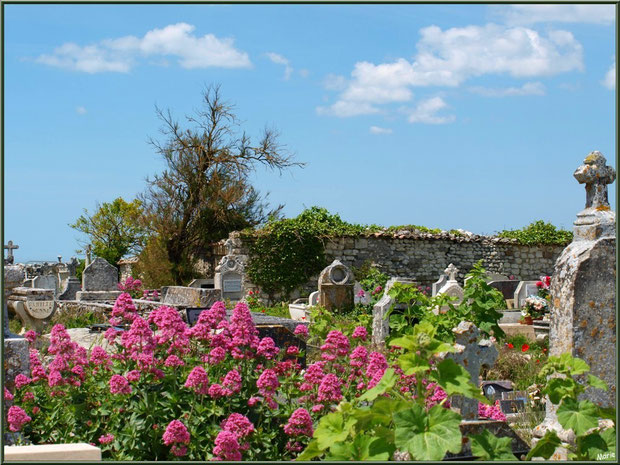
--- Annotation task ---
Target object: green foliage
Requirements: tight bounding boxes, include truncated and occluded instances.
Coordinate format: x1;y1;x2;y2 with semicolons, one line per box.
385;262;505;344
299;319;501;461
246;208;329;300
469;429;518;460
527;353;616;461
75;258;86;281
70;197;147;267
457;261;506;340
49;307;107;330
498;220;573;245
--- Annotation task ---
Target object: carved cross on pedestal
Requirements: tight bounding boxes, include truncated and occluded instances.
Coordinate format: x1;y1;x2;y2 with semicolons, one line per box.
574;151;616;209
446;321;498;421
444;263;459;282
4;240;19;264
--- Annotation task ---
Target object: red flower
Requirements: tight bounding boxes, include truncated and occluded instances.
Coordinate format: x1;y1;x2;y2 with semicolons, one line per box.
536;359;540;363
536;281;543;287
507;343;514;349
521;344;530;352
542;348;547;353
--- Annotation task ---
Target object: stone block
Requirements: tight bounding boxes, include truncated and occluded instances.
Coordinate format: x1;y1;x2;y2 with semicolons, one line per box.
4;443;102;461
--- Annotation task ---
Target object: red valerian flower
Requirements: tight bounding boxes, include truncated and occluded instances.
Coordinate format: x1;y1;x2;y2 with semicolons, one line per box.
507;343;514;349
521;344;530;352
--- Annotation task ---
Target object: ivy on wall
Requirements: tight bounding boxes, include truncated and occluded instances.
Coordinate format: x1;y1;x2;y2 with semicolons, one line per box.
245;208;572;300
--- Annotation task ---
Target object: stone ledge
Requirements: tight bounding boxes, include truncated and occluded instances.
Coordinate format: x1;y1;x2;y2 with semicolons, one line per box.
4;443;101;461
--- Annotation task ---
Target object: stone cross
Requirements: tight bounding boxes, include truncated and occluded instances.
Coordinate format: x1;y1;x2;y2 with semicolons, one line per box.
446;321;498;421
445;263;458;282
85;245;92;267
57;255;62;263
4;240;19;264
573;151;615;209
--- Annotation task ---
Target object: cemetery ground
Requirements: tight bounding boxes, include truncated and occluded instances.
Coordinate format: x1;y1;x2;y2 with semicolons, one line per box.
2;152;616;461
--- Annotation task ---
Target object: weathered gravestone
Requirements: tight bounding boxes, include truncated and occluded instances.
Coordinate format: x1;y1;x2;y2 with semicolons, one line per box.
163;286;222;309
446;321;498;421
3;264;30;445
58;277;81;300
214;238;247;301
76;257;121;301
535;151;616;441
481;380;514;402
488;280;520;302
32;275;59;297
317;260;354;311
436;263;464;313
431;270;448;297
443;321;529;460
371;277;417;345
8;287;56;333
513;281;539;308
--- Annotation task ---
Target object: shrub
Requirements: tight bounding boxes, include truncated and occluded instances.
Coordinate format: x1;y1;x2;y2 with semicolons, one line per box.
498;220;573;245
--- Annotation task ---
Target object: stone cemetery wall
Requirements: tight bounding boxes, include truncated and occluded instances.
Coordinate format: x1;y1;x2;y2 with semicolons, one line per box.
213;232;564;295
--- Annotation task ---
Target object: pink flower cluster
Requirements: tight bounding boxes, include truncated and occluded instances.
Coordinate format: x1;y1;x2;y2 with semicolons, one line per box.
478;400;507;421
213;413;255;461
184;366;209;395
109;375;132;395
320;331;350;361
283;408;314;437
163;420;190;457
7;406;31;432
118;276;142;293
293;324;309;338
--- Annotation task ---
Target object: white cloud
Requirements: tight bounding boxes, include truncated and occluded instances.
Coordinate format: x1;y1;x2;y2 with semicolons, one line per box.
35;23;251;73
603;62;616;90
266;52;293;80
316;100;380;118
496;5;615;26
75;106;87;115
319;23;582;118
298;69;309;78
469;82;546;97
369;126;393;135
407;97;455;124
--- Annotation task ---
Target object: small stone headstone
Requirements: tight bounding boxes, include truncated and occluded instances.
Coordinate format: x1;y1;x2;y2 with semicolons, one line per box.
82;257;118;291
185;307;208;326
488;280;520;301
371;277;417;345
32;275;59;297
77;257;121;302
214;254;247;301
163;286;222;308
317;260;354;311
500;399;527;415
513;281;539;308
437;264;464;312
446;321;498;421
481;380;513;401
308;291;319;307
58;277;81;300
431;273;448;296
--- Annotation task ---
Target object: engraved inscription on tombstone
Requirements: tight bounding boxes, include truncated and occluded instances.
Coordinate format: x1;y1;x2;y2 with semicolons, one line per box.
25;301;55;319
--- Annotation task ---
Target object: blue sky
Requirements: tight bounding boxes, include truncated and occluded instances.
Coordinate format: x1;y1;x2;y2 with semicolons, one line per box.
3;3;616;263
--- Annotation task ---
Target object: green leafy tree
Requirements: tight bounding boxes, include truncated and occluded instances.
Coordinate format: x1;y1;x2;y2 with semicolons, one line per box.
140;85;302;284
70;197;147;266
